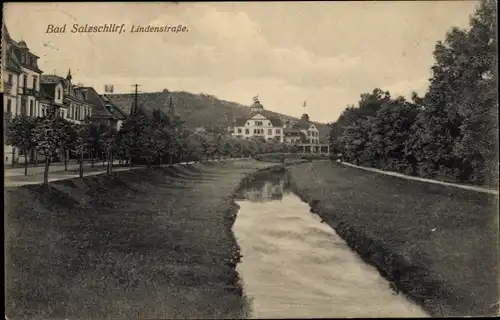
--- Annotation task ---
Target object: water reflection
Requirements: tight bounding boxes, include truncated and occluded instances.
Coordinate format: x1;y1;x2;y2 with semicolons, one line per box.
233;171;427;319
235;171;290;202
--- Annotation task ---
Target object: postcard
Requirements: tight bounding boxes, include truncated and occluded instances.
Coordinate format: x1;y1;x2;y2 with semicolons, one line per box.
3;1;498;319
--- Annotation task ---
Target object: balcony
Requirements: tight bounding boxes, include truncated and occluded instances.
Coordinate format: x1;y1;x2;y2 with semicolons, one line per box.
3;81;12;94
19;87;40;97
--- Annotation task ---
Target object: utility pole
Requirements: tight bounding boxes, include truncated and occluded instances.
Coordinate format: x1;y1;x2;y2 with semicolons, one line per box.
131;84;141;115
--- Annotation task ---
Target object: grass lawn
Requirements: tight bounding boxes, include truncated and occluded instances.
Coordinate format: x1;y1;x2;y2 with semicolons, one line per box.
287;161;499;317
5;160;275;320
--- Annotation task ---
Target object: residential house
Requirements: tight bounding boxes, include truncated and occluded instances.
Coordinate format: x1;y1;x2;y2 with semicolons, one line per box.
3;24;43;164
229;96;284;143
39;75;67;118
40;70;94;124
84;87;128;132
283;113;320;145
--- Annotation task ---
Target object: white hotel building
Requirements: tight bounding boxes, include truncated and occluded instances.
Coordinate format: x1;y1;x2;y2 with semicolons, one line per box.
228;97;329;154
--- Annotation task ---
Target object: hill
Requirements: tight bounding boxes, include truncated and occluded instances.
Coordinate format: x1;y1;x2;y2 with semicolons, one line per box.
105;90;330;142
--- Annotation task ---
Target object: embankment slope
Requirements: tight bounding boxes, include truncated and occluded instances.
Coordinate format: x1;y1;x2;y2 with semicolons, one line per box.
5;160;275;320
288;161;499;317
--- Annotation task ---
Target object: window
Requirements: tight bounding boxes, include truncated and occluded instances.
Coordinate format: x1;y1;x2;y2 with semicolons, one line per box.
6;99;12;113
237;128;242;134
57;88;61;100
32;76;37;90
255;121;263;126
7;74;13;85
20;100;27;116
23;74;27;88
268;129;272;135
29;100;34;116
308;131;311;136
42;107;46;117
276;129;281;134
245;129;249;135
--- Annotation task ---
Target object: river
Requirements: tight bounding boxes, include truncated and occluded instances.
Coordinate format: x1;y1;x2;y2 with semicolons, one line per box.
233;169;428;318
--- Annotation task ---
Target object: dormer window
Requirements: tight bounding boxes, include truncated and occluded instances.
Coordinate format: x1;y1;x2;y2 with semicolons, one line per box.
57;88;61;100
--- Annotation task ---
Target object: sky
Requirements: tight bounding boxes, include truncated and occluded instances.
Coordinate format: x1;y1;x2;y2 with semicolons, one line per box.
4;1;479;122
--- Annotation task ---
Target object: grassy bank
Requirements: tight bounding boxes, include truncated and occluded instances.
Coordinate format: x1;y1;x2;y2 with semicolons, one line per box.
254;153;321;164
287;161;499;317
5;160;276;320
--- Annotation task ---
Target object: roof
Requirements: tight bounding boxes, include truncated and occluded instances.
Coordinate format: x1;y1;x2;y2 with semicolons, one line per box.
66;85;87;102
106;91;175;118
85;88;125;120
101;95;128;120
284;130;307;142
294;121;310;130
233;111;283;127
5;47;22;73
41;74;66;84
250;101;264;110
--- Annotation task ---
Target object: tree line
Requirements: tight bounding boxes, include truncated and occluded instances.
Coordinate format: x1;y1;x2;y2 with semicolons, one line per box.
5;107;292;185
329;0;497;186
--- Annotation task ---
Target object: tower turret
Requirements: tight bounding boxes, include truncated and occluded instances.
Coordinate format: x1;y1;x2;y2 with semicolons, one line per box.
66;68;72;82
250;95;264;113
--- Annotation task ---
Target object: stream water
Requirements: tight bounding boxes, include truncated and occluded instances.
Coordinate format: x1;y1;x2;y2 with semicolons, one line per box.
232;169;427;318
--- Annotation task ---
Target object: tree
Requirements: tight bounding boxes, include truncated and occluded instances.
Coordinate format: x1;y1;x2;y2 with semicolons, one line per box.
73;123;90;178
195;132;215;161
5;116;38;176
205;125;226;160
417;0;497;183
33;110;65;185
165;117;185;165
99;125;118;174
57;118;77;171
88;123;101;168
327;0;497;186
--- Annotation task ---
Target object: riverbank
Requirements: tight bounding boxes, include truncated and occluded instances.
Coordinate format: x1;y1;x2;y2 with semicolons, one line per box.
5;160;276;320
287;161;499;317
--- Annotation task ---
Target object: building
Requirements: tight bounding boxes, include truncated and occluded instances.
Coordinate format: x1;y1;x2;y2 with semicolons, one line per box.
83;89;128;132
282;113;320;145
40;70;94;124
282;112;328;154
229;96;284;143
3;24;43;164
228;98;329;155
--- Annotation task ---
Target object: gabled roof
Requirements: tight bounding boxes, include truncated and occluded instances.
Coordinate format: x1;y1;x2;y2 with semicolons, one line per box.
101;95;128;120
41;74;66;84
294;121;310;130
66;85;87;102
233;112;283;127
5;47;22;73
83;87;123;120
